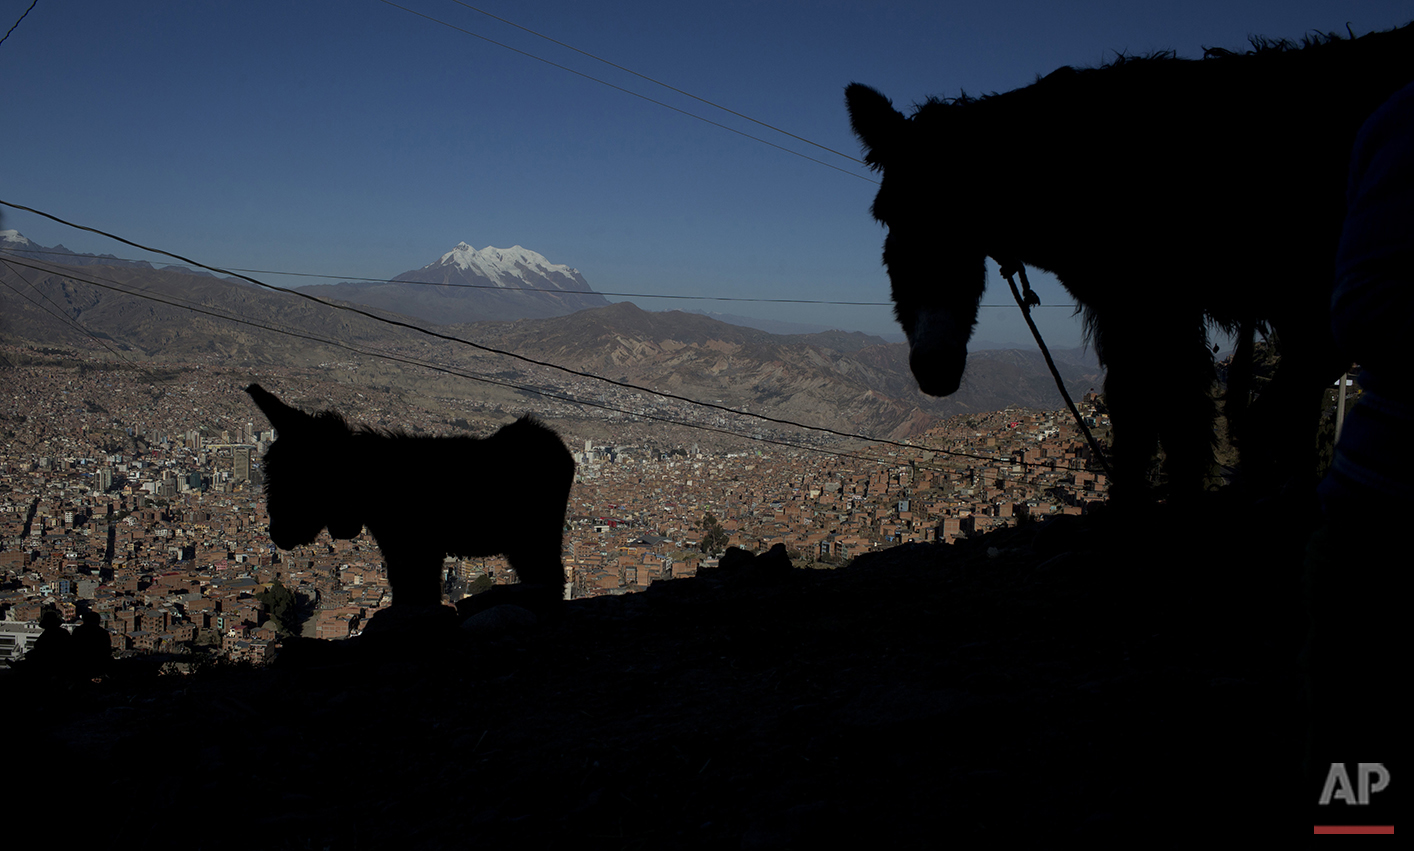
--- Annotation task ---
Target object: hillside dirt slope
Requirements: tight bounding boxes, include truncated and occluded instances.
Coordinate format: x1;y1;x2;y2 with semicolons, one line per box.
19;497;1320;848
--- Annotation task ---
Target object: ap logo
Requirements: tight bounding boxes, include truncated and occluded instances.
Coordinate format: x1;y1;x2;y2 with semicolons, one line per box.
1319;763;1390;806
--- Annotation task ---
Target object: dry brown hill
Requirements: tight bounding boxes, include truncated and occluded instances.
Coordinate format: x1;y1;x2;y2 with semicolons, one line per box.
2;262;1100;440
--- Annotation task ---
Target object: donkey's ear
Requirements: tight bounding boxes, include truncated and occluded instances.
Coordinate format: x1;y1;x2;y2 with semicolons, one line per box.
845;83;907;168
246;384;309;434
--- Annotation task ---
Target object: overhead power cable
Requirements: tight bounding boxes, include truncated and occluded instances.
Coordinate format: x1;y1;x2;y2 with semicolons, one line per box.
0;199;1098;473
0;0;38;49
375;0;876;184
5;248;892;307
447;0;864;166
0;250;1093;475
7;247;1076;309
0;252;1039;476
0;257;155;378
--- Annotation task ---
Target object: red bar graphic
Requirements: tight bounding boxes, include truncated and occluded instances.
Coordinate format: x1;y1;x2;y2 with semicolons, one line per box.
1314;826;1394;834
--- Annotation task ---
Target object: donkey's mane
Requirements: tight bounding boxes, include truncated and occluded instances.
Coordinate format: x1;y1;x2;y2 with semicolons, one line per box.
352;423;413;441
347;414;546;443
910;27;1368;120
1204;29;1351;58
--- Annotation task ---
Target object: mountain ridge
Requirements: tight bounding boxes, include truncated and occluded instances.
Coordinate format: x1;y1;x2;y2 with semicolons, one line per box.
294;240;611;324
0;245;1102;439
1;229;218;278
456;302;1101;438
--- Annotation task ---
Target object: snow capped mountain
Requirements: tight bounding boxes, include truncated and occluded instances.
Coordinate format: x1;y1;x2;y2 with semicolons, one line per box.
418;240;596;296
430;243;577;288
1;229;38;249
393;240;602;299
3;228;608;325
297;241;612;325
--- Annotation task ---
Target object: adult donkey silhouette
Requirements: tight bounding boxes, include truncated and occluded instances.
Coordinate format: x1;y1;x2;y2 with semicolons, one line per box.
247;384;574;608
847;25;1414;499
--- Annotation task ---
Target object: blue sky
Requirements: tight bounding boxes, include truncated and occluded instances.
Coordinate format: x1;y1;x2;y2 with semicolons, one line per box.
2;0;1409;346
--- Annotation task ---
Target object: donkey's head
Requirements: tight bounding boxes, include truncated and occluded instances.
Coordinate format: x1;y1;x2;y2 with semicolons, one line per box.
846;83;988;397
246;384;363;548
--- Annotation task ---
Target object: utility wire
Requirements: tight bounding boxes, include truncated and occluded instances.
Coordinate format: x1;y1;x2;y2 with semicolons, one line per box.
0;257;155;378
0;253;437;378
448;0;864;166
4;244;1056;472
0;251;1094;477
5;248;893;307
0;250;1093;475
0;0;37;49
375;0;876;184
6;247;1076;308
0;252;1038;476
0;200;1097;473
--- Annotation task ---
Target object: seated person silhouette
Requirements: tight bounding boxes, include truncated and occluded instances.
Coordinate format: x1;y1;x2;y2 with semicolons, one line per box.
72;611;112;680
24;610;73;678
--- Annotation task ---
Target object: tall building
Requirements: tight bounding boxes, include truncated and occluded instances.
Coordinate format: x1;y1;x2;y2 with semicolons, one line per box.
233;447;251;484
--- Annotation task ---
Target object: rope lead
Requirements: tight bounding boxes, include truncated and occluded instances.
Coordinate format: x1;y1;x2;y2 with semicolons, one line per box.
997;260;1113;478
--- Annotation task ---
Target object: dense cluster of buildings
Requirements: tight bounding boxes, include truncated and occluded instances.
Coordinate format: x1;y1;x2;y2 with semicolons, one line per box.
0;348;1107;666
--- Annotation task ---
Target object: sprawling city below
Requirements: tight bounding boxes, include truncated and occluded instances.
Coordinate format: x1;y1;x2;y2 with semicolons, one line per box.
0;345;1108;666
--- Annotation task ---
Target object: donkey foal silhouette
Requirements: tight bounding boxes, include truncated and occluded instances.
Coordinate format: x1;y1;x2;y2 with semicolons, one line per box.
247;384;575;610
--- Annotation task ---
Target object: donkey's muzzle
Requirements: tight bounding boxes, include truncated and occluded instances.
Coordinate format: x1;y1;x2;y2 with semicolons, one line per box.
910;346;967;396
906;306;971;396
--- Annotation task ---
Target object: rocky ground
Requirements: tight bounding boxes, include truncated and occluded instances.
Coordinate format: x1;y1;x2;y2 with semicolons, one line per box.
19;499;1333;849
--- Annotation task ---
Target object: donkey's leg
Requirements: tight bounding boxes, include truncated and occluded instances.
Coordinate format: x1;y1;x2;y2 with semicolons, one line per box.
455;534;565;619
505;468;572;592
1100;371;1161;501
506;532;567;591
1154;313;1220;500
381;542;447;607
1089;311;1163;502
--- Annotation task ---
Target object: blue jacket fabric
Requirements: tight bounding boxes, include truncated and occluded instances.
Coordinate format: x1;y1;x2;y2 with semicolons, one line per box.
1320;80;1414;515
